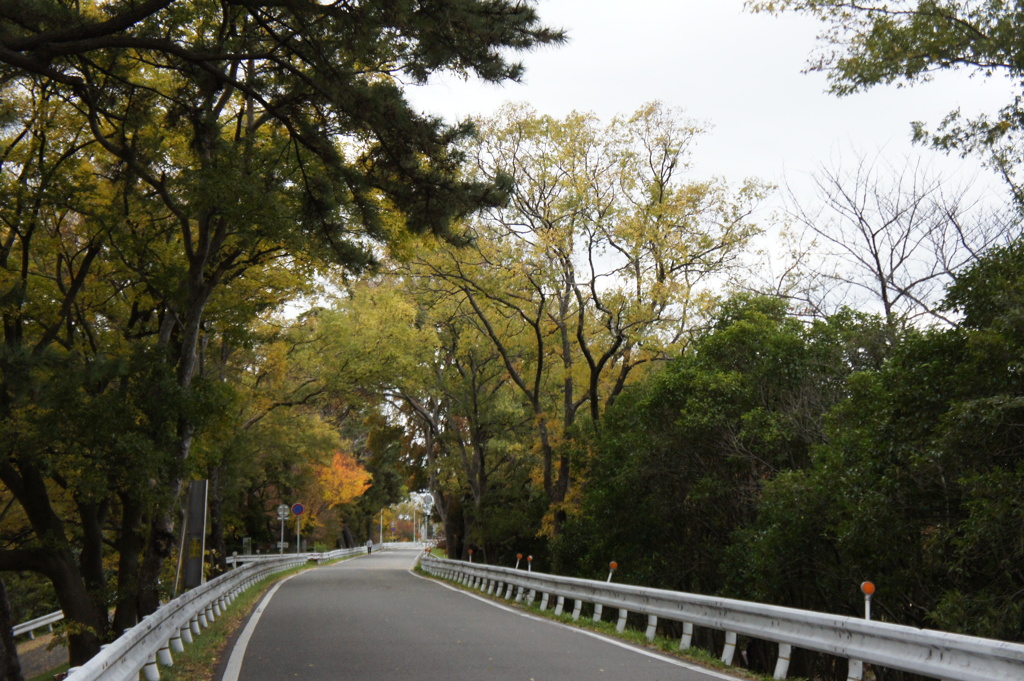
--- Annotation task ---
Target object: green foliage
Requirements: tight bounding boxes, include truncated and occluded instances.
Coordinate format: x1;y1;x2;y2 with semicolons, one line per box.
5;573;57;624
729;237;1024;642
747;1;1024;197
0;0;565;663
554;295;869;592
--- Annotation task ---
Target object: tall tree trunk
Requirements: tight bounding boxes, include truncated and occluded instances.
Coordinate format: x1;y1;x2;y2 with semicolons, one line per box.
137;511;177;616
111;497;145;634
76;499;110;640
46;552;104;666
0;459;106;665
0;581;23;681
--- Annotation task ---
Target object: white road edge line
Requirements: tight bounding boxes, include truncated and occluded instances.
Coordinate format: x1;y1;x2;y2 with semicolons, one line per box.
410;567;742;681
219;551;382;681
220;572;302;681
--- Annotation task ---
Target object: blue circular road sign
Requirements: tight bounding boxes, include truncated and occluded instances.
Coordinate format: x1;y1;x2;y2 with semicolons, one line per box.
292;503;304;515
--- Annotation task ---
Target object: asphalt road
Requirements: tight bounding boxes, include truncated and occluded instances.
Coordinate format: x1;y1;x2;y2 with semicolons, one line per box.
222;547;741;681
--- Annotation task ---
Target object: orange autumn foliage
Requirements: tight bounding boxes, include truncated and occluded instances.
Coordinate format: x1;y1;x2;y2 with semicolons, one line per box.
315;451;372;508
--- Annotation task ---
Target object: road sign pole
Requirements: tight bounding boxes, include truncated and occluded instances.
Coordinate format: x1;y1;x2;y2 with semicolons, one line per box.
290;503;305;554
277;504;289;554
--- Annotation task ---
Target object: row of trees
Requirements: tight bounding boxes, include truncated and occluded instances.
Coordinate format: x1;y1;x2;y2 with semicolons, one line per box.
307;2;1024;677
554;258;1024;675
0;0;562;671
4;2;1024;680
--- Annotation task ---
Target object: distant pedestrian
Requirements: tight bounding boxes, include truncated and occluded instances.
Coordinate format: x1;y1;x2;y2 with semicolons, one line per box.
366;539;373;555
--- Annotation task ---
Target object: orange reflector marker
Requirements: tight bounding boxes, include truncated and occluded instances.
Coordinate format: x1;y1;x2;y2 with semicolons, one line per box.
860;581;875;621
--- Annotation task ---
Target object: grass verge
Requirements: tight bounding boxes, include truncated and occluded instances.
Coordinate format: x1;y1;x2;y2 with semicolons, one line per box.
414;562;806;681
27;557;357;681
157;561;329;681
28;663;69;681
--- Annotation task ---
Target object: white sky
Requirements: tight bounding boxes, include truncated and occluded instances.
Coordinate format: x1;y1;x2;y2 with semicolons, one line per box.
406;0;1016;207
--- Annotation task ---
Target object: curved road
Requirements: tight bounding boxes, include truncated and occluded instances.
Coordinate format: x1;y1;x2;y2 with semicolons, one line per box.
222;547;740;681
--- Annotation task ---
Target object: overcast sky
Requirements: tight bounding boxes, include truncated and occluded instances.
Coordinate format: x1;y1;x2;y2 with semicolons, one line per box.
406;0;1015;206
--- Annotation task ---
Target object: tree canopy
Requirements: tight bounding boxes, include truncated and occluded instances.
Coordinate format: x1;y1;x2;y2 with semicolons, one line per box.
747;1;1024;195
0;0;563;666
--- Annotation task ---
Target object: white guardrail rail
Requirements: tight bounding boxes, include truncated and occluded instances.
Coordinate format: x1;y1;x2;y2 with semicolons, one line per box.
419;554;1024;681
60;545;380;681
13;609;64;640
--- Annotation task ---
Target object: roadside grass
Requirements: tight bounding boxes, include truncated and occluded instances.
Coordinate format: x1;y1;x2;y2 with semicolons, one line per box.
27;555;356;681
414;563;806;681
28;663;68;681
158;560;337;681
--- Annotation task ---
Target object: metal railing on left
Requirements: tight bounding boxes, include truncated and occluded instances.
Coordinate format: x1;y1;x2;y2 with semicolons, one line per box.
21;542;390;680
13;610;64;640
66;554;310;681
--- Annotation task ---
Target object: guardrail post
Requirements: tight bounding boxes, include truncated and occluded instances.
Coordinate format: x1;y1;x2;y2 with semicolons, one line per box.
554;595;565;616
539;593;549;610
157;641;173;667
571;599;582;621
846;659;863;681
774;643;792;680
645;614;657;641
190;614;201;636
170;629;184;653
504;583;514;599
616;608;628;633
593;603;603;622
679;621;693;650
143;651;160;681
721;631;737;665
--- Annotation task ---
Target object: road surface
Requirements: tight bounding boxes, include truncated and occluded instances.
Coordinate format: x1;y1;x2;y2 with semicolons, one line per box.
222;546;742;681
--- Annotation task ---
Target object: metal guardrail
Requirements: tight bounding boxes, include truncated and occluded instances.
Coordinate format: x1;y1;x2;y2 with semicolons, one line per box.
13;610;64;640
64;554;310;681
420;555;1024;681
232;546;367;566
230;541;413;566
16;542;398;679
